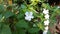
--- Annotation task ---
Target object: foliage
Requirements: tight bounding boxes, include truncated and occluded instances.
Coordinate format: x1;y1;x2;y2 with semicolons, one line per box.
0;0;60;34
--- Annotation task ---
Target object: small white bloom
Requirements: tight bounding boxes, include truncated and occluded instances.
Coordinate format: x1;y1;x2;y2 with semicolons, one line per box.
43;9;49;14
44;20;49;25
43;26;48;34
45;26;48;30
43;30;48;34
25;12;34;21
45;14;49;19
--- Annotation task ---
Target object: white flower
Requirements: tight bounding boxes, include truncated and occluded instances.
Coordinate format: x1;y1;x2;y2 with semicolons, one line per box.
43;26;48;34
45;14;49;19
25;12;34;21
43;9;49;14
45;26;48;30
43;30;48;34
25;16;34;21
44;20;49;25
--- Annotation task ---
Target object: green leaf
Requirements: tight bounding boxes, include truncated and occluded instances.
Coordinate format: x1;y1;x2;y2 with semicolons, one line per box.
0;22;2;32
0;14;4;22
20;4;27;9
42;3;51;10
17;13;24;19
17;29;26;34
0;4;4;13
0;14;3;20
0;24;11;34
4;11;14;18
15;20;29;29
47;30;51;34
28;28;39;33
37;23;44;30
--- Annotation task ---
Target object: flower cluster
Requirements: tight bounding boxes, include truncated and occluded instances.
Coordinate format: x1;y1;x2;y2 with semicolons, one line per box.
25;12;34;21
43;8;49;25
43;9;49;34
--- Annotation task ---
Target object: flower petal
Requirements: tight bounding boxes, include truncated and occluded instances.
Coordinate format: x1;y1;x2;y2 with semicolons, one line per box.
25;12;29;16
